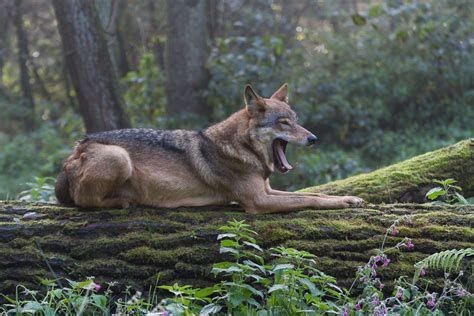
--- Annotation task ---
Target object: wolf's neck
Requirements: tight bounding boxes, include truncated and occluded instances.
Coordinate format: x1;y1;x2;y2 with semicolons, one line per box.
203;110;270;174
204;110;249;143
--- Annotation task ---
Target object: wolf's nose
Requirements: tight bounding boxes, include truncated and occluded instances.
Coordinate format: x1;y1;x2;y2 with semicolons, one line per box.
307;135;318;145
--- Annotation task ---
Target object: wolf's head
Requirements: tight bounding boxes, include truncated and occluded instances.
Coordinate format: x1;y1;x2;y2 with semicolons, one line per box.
244;84;317;173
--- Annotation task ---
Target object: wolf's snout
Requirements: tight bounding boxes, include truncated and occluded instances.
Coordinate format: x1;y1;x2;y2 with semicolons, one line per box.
307;134;318;146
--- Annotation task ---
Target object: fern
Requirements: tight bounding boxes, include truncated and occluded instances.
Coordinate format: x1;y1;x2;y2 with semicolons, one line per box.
413;248;474;282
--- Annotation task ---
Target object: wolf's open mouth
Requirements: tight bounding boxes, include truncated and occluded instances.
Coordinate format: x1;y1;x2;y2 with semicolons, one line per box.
272;139;293;173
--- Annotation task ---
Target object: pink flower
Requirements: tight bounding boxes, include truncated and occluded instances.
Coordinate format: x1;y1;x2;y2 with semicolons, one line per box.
374;255;381;262
94;283;102;291
372;295;380;306
391;228;399;236
383;258;391;266
420;268;426;277
355;303;361;310
427;298;436;308
456;287;468;297
395;288;403;299
379;283;385;290
406;239;414;250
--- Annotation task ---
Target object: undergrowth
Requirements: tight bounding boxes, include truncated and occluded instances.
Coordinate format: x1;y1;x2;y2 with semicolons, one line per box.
0;219;472;315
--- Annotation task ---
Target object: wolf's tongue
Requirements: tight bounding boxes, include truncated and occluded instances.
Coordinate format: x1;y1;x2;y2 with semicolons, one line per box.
277;143;292;170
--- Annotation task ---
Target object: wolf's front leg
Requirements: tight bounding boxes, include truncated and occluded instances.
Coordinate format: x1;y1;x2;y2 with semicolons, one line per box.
239;178;364;214
263;180;365;206
241;194;362;214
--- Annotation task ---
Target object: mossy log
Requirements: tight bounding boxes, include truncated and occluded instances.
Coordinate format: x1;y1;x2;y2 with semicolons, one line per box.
302;139;474;203
1;201;473;298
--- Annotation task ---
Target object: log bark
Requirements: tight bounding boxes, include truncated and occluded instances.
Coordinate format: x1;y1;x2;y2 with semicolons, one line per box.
303;139;474;203
0;201;472;298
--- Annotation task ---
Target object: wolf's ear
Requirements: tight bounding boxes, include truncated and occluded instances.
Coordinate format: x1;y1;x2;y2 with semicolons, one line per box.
244;84;265;115
270;83;289;103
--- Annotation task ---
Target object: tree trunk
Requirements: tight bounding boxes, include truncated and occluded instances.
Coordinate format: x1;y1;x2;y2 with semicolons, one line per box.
0;201;472;298
0;0;10;92
302;139;474;203
165;0;211;118
52;0;130;133
13;0;35;131
148;0;166;71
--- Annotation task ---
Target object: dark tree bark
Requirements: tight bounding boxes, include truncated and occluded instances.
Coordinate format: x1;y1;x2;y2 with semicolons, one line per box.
0;0;10;92
52;0;130;133
98;0;131;78
13;0;35;130
165;0;211;118
148;0;166;71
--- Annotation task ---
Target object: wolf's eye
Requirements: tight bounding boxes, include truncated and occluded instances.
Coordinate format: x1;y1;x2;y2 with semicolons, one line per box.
278;120;291;126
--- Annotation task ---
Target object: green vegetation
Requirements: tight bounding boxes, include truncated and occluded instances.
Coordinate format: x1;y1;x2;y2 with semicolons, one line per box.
1;0;473;197
302;140;474;203
426;179;469;205
1;219;472;315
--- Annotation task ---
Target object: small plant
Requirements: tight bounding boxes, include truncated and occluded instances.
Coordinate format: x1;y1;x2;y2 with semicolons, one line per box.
425;178;469;204
414;248;474;279
17;176;56;202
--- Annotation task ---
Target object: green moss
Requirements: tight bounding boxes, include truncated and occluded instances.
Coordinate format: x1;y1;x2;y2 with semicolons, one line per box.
120;246;191;266
302;139;474;202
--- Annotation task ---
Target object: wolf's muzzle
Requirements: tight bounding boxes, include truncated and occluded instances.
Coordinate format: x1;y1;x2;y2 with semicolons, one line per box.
307;134;318;146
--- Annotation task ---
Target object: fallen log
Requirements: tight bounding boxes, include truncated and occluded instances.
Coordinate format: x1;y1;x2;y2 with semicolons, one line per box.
302;139;474;203
1;201;472;298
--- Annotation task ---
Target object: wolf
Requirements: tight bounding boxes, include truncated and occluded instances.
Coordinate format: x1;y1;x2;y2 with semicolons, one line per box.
55;84;364;214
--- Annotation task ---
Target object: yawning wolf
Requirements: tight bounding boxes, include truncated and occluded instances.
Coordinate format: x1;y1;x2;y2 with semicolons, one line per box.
55;84;364;213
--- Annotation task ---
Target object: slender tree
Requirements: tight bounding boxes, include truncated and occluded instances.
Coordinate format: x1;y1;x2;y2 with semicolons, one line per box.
0;0;10;92
13;0;35;130
52;0;130;133
165;0;211;118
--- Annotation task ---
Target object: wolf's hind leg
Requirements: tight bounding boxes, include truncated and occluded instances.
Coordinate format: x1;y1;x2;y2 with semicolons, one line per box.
72;144;133;208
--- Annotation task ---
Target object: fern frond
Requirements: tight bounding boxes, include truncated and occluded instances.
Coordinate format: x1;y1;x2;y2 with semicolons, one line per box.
413;248;474;282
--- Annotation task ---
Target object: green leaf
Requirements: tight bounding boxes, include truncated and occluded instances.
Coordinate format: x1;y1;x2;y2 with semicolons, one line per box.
351;14;367;26
220;239;239;248
195;287;215;298
220;247;239;255
21;301;42;313
268;284;288;293
298;278;322;297
368;4;385;18
92;294;107;308
455;192;468;204
243;241;263;252
217;233;236;240
426;187;446;200
229;292;246;307
272;263;294;273
200;303;222;316
443;178;457;185
211;265;243;274
243;260;266;274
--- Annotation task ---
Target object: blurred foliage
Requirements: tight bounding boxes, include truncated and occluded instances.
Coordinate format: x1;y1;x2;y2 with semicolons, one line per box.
0;0;473;197
204;0;474;189
17;176;56;202
122;53;166;127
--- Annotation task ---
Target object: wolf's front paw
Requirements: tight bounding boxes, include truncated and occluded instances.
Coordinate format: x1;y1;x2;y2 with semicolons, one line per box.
342;196;365;208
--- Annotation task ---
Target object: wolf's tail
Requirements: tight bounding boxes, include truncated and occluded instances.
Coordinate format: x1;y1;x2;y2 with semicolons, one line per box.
55;169;74;205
